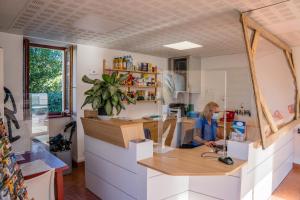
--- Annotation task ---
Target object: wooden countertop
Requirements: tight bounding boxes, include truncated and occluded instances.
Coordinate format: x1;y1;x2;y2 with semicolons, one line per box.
138;146;247;176
81;117;145;148
83;117;143;126
132;117;195;123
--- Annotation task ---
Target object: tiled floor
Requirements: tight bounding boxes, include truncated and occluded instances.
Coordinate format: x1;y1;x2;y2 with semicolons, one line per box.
64;164;300;200
271;164;300;200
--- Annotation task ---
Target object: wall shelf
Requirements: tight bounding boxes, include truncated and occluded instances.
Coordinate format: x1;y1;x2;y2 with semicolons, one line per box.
120;85;159;88
122;99;160;104
104;68;160;75
103;59;160;104
137;100;159;103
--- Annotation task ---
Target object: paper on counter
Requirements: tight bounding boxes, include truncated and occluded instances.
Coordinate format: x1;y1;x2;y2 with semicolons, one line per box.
19;159;52;177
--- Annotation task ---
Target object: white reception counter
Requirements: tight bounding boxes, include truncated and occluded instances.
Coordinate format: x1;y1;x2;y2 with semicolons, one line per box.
83;118;296;200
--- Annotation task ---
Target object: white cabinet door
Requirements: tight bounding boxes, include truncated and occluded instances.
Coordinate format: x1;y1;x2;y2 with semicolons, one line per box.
0;48;4;118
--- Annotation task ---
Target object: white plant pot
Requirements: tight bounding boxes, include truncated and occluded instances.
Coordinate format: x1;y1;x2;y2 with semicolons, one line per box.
98;115;112;120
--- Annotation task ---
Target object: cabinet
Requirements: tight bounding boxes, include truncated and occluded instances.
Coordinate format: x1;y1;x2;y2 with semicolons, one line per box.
0;48;3;117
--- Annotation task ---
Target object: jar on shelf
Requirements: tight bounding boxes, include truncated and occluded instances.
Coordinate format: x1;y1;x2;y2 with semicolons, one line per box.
113;58;117;69
152;66;157;73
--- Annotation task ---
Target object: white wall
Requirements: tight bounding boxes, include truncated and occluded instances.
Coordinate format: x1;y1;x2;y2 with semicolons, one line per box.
256;50;295;120
0;32;23;120
0;48;3;118
201;70;226;109
293;46;300;164
200;53;254;113
0;32;31;152
200;53;260;141
76;44;167;162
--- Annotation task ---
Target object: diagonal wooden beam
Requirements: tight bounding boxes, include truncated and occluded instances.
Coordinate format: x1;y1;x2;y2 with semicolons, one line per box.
241;14;267;148
251;31;260;57
243;15;292;53
285;50;296;72
285;50;299;118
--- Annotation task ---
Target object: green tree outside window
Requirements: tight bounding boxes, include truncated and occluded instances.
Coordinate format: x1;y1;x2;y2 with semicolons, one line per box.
29;47;63;113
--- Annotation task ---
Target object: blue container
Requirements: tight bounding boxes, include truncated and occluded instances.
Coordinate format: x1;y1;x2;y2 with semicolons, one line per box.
187;111;199;118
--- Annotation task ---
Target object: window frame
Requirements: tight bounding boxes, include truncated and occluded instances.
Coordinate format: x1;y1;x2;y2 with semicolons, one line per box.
23;40;73;119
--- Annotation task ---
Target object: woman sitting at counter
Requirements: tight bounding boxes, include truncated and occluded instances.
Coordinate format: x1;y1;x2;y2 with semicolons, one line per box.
193;102;221;147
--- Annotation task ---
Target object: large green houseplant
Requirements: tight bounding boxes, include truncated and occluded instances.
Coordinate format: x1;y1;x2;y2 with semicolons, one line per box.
81;72;136;117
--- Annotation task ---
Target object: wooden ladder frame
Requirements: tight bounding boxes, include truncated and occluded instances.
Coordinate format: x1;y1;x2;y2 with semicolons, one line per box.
241;14;300;148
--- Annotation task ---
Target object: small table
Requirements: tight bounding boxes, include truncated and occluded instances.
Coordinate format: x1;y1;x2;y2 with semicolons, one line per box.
17;149;68;200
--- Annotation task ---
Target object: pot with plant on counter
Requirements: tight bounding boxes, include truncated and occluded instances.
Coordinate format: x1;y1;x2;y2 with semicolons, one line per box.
81;72;136;120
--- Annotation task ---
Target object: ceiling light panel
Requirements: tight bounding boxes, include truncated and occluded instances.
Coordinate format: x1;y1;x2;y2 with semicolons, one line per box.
163;41;203;50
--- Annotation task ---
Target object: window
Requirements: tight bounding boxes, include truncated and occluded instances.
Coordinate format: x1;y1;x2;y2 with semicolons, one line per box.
23;40;73;119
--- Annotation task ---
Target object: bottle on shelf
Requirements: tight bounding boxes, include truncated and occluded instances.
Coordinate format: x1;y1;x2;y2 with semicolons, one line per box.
122;57;127;70
127;55;133;71
148;63;152;72
118;57;122;69
115;57;119;69
241;104;244;115
113;58;117;69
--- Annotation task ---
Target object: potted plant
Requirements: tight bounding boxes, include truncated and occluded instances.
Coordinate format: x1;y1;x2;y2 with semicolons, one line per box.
81;72;136;119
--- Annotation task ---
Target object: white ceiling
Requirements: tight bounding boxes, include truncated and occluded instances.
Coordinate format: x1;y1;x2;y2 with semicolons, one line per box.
0;0;300;57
